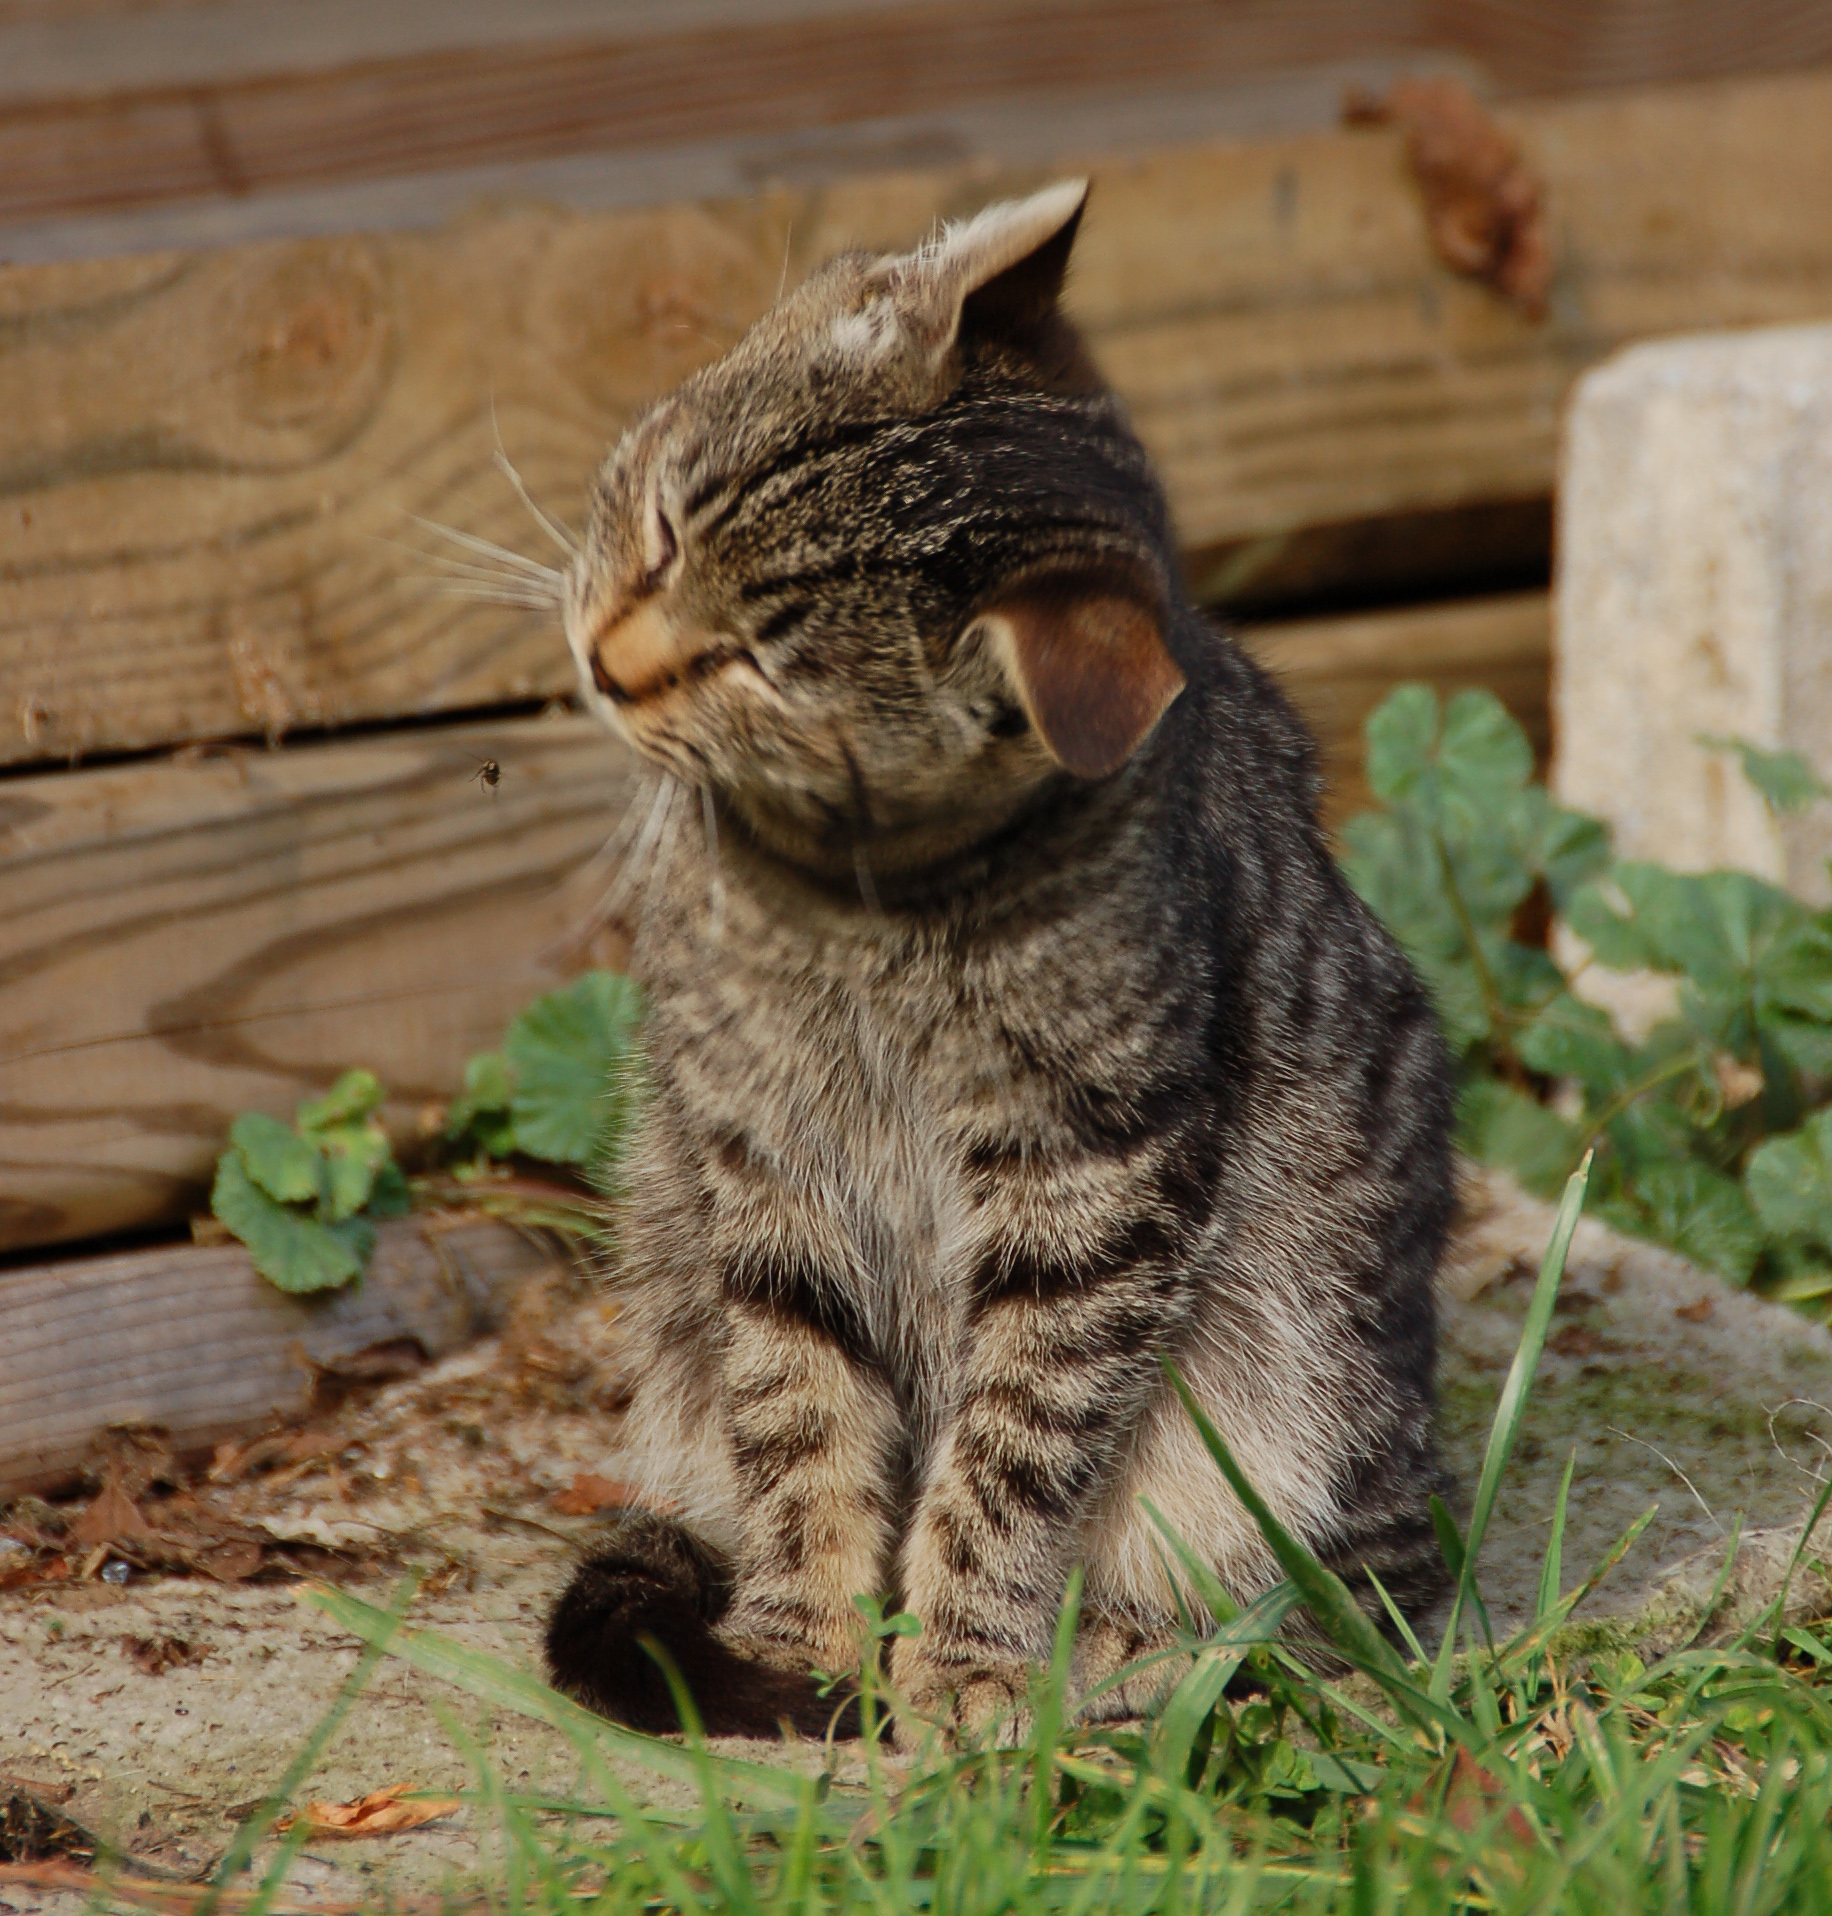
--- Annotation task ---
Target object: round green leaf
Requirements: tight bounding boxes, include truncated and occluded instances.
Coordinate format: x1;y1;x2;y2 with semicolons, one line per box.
228;1111;323;1205
210;1152;369;1293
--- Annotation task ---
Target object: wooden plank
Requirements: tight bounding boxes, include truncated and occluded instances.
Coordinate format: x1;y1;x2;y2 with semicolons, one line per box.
3;71;1831;767
0;712;641;1253
4;0;1831;224
0;1214;564;1500
1240;589;1550;824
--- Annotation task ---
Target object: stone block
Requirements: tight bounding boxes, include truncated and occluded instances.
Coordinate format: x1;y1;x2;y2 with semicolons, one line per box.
1554;323;1832;902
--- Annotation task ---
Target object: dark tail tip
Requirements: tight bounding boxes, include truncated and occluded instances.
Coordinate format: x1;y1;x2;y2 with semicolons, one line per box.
544;1509;858;1738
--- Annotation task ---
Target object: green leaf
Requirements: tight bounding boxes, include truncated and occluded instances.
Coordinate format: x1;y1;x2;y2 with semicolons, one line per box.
504;972;646;1166
1536;804;1612;906
1758;920;1832;1023
1458;1077;1580;1197
315;1120;392;1223
1698;733;1830;815
1747;1110;1832;1251
444;1050;518;1156
1630;1159;1763;1285
297;1068;385;1135
1767;1015;1832;1081
1363;682;1441;805
228;1111;323;1205
1436;687;1535;819
210;1152;372;1293
1514;993;1636;1094
367;1159;412;1219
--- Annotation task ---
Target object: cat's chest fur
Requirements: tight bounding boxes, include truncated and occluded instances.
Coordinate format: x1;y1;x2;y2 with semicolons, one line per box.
633;798;1171;1405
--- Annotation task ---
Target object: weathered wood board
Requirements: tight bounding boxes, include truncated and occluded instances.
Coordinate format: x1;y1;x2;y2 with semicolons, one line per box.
0;712;640;1252
5;71;1832;767
0;1214;565;1500
3;0;1829;227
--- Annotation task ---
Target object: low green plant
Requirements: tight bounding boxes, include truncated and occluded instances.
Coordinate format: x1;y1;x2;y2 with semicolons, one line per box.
1342;685;1832;1306
210;970;644;1293
209;1069;410;1293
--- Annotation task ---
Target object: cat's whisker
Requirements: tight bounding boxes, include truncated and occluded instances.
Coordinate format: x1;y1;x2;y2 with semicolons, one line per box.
699;784;728;948
493;449;583;561
405;552;566;593
538;774;661;970
490;401;583;560
407;514;567;584
636;781;685;950
591;775;678;935
416;580;563;611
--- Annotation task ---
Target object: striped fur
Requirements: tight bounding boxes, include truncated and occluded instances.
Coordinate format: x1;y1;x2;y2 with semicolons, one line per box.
545;183;1455;1742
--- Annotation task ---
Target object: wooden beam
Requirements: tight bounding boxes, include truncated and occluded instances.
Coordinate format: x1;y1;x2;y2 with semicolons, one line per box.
0;712;639;1253
3;0;1830;224
3;71;1829;768
1240;589;1550;825
0;1215;564;1501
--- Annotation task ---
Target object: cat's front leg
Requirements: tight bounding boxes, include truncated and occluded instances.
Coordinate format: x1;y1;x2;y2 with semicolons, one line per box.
893;1218;1193;1744
714;1250;902;1686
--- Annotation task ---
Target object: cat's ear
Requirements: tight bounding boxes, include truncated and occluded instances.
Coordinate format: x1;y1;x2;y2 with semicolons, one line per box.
980;572;1186;779
872;179;1089;357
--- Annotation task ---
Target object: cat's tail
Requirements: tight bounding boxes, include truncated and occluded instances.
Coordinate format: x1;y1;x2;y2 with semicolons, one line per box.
544;1509;854;1738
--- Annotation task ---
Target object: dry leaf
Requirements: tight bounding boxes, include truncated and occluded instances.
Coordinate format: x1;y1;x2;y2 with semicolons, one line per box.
69;1473;152;1551
1675;1296;1716;1324
1346;76;1550;316
277;1783;459;1839
552;1473;644;1516
121;1635;208;1677
1714;1054;1765;1110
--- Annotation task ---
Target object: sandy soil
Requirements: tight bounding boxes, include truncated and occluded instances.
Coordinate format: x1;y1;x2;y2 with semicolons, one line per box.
5;1169;1832;1909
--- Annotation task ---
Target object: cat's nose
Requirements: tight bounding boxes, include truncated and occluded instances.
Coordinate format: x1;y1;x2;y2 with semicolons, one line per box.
584;594;694;704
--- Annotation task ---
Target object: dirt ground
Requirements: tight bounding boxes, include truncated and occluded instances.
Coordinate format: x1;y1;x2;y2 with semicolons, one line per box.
6;1168;1832;1910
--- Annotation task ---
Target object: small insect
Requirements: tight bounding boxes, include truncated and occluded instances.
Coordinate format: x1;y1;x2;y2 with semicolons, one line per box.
472;758;502;795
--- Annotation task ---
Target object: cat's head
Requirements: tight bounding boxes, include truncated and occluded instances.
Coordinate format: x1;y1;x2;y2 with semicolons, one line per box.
563;180;1186;880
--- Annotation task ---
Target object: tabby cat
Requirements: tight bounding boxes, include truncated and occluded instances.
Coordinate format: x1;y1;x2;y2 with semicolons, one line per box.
543;180;1455;1742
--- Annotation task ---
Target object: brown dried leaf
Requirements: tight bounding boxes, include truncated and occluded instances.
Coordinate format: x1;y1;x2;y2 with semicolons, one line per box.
277;1784;459;1839
552;1473;644;1517
1714;1054;1765;1110
121;1635;209;1677
69;1473;152;1551
1347;76;1551;317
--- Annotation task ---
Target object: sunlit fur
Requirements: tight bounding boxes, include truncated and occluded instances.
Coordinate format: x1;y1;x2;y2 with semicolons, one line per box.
544;183;1455;1743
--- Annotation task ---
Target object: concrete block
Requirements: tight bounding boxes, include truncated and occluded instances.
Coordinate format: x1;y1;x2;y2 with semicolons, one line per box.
1554;324;1832;902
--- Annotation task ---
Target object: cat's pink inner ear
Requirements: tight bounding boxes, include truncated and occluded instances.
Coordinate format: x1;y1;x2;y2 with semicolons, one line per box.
989;586;1186;779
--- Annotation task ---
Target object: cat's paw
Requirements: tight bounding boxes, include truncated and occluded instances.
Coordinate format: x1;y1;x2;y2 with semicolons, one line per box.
889;1641;1032;1749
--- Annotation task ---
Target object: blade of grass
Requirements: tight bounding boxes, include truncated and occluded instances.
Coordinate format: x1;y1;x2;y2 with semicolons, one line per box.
1536;1449;1578;1626
1434;1152;1592;1699
198;1572;420;1916
1362;1567;1429;1668
305;1582;824;1810
1160;1359;1456;1737
1498;1504;1658;1672
1032;1568;1083;1857
1139;1496;1241;1625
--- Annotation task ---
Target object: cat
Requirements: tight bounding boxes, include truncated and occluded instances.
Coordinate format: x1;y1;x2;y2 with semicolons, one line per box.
542;179;1455;1743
